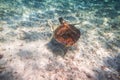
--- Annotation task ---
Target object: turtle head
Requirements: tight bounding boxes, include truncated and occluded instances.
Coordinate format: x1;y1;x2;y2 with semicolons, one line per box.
59;17;64;24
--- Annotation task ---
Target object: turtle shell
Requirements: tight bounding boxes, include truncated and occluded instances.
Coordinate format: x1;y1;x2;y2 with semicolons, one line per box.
54;19;80;47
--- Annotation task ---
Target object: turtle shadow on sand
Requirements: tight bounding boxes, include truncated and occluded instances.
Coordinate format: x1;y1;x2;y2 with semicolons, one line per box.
46;38;68;57
46;37;80;57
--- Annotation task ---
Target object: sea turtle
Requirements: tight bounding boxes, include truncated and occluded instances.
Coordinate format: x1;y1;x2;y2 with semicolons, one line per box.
54;17;80;47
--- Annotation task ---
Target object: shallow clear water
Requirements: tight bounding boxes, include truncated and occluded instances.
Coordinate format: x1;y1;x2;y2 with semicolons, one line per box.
0;0;120;26
0;0;120;80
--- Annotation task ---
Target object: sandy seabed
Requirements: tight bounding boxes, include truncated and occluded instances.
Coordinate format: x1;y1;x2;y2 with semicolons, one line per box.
0;0;120;80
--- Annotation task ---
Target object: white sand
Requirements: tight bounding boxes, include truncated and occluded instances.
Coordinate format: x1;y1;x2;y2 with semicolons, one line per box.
0;17;120;80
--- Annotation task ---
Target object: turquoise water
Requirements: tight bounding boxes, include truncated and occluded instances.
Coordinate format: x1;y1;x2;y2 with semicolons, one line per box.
0;0;120;26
